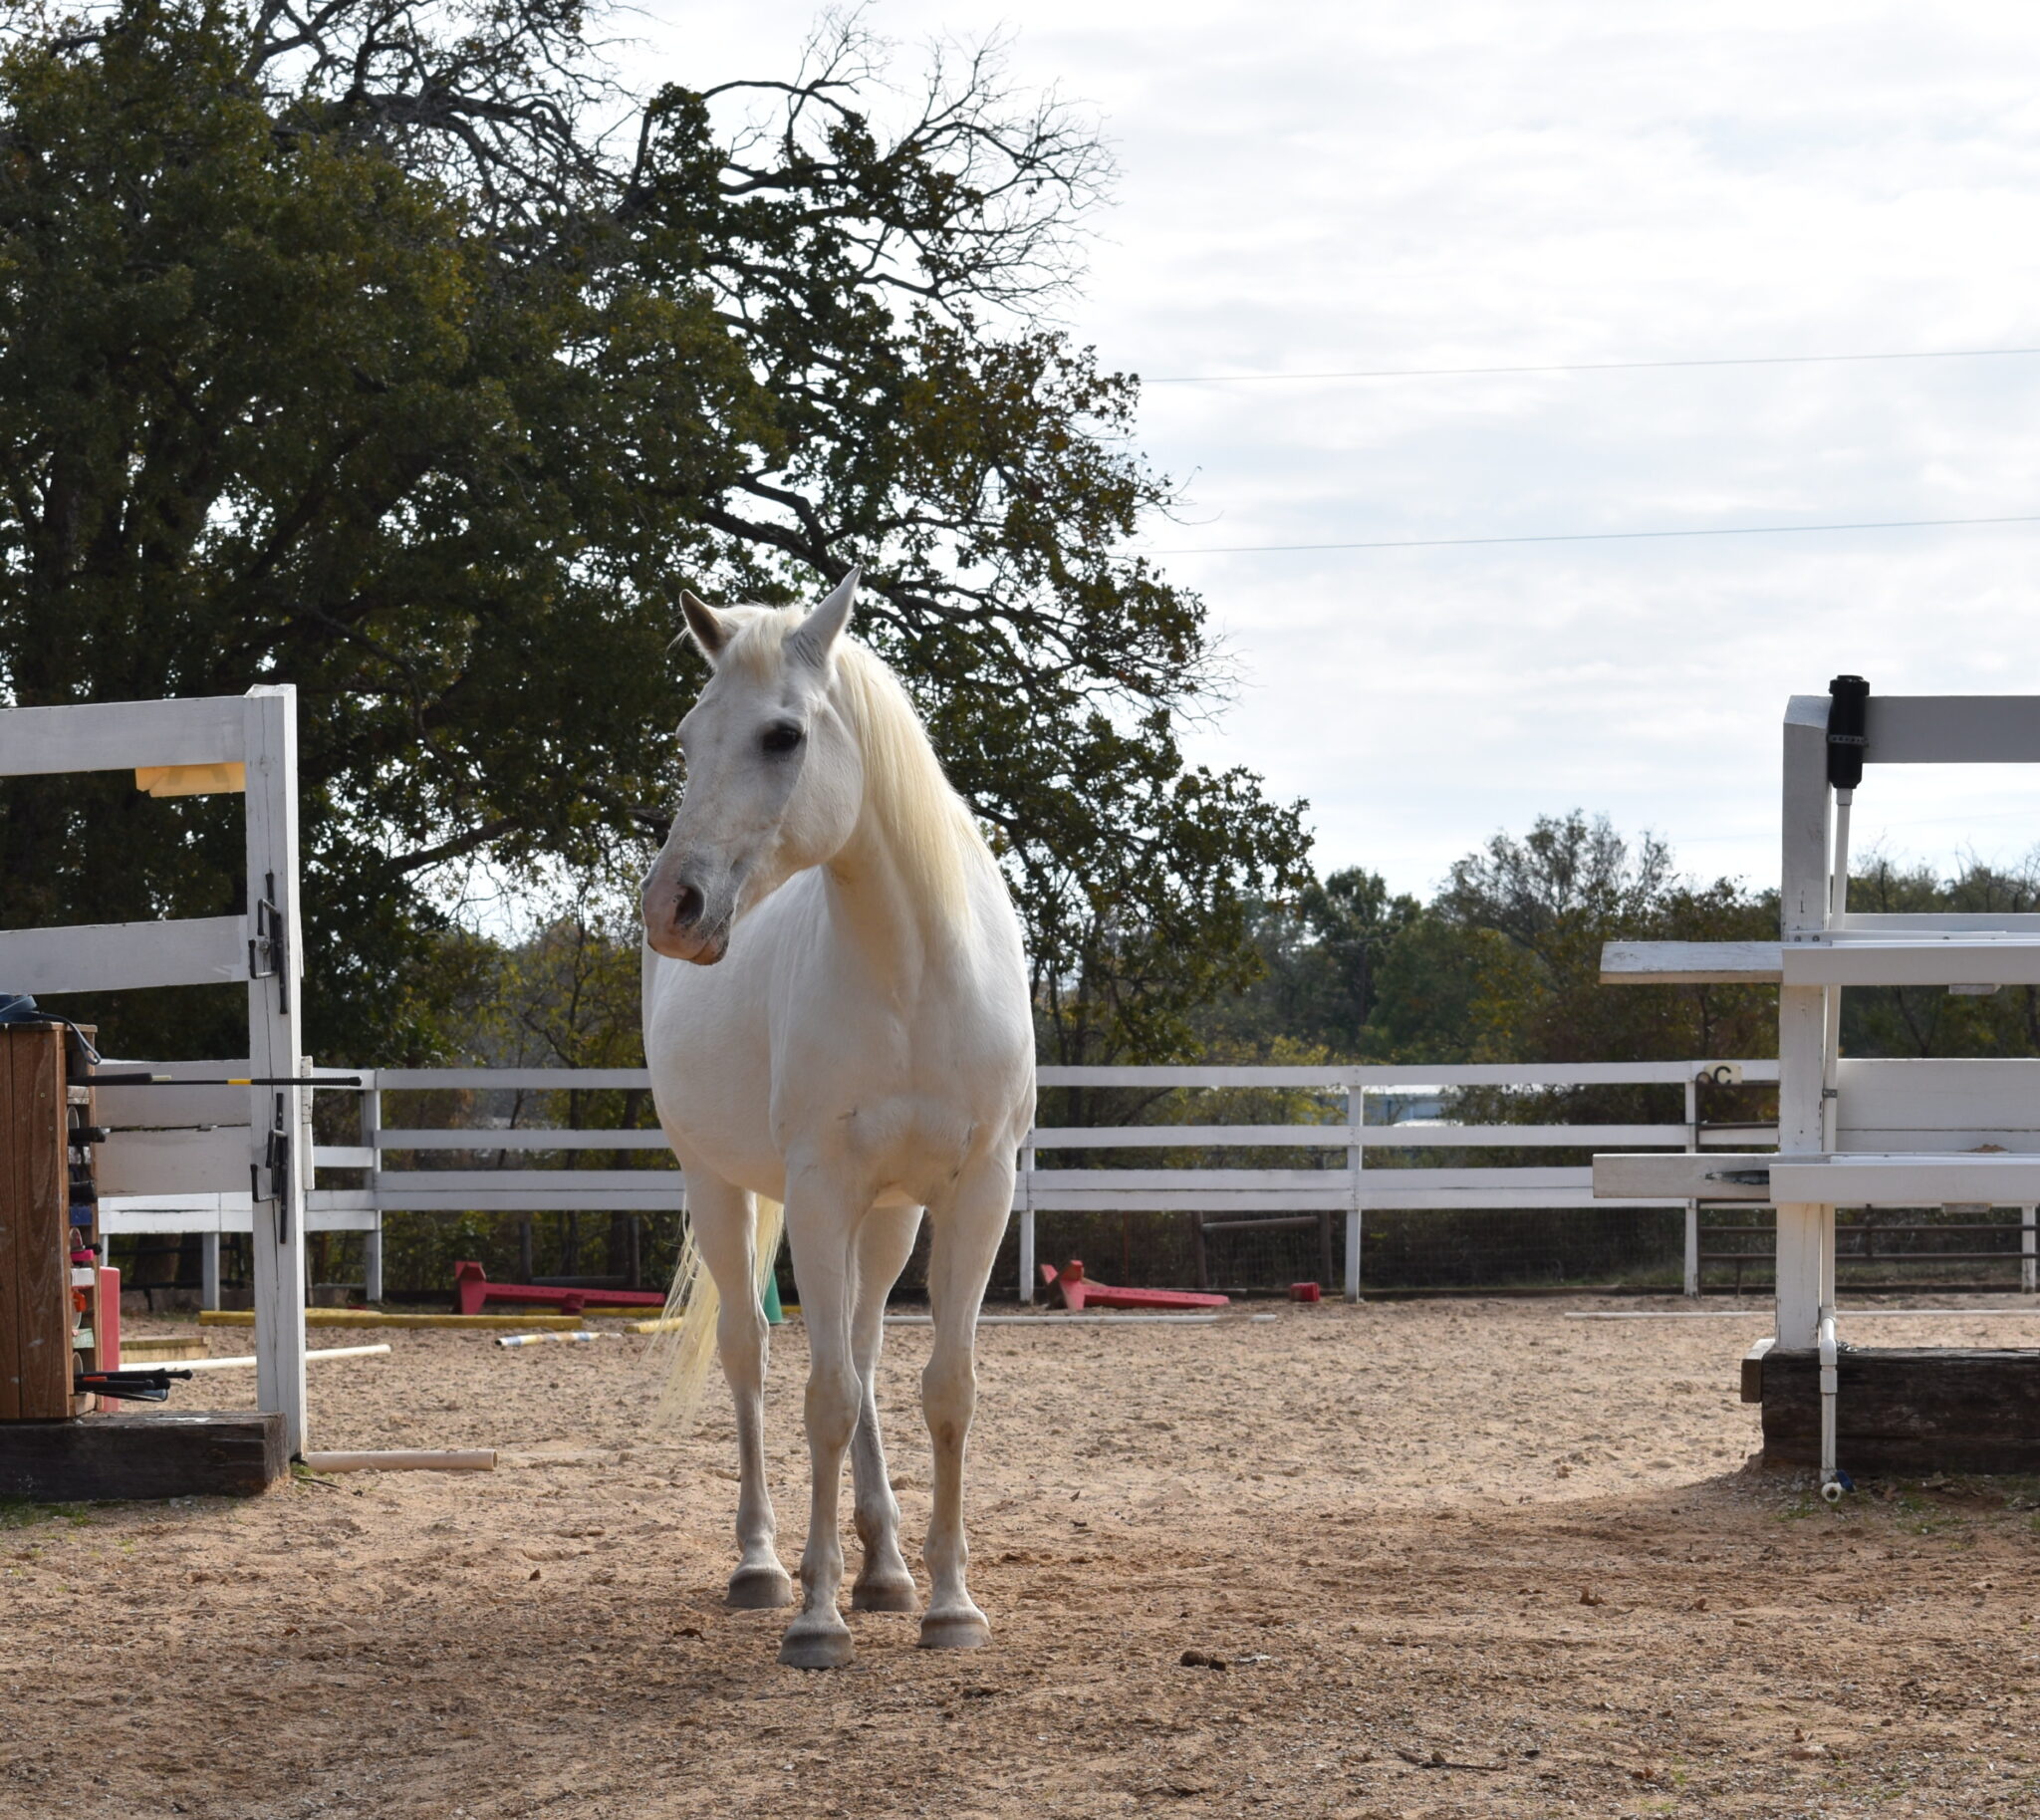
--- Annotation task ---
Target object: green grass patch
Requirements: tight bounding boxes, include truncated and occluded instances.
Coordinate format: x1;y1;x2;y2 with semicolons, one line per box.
0;1495;89;1530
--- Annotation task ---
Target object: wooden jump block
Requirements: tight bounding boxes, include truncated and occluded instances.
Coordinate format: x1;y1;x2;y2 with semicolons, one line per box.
1756;1347;2040;1476
0;1411;287;1500
451;1260;665;1317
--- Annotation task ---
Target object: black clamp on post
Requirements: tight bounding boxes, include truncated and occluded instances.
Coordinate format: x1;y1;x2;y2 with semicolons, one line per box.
248;1091;292;1246
248;871;290;1013
1826;674;1870;791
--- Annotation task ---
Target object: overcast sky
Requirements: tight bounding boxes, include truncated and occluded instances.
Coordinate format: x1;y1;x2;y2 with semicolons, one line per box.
627;1;2040;901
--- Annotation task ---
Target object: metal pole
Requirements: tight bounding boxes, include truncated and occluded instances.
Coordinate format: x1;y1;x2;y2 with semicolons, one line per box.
2025;1205;2037;1296
1683;1074;1699;1299
199;1232;221;1312
1344;1082;1365;1302
361;1079;383;1305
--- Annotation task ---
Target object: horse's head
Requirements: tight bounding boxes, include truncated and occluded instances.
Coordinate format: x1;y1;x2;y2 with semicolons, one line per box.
641;571;865;964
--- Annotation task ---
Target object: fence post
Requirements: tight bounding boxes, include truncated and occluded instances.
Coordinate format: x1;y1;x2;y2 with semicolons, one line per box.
1683;1073;1700;1299
361;1079;383;1305
1017;1134;1036;1303
2025;1204;2037;1296
199;1232;221;1311
1344;1081;1364;1302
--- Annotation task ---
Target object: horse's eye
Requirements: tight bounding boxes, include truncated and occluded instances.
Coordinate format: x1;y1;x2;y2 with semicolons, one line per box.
761;722;804;754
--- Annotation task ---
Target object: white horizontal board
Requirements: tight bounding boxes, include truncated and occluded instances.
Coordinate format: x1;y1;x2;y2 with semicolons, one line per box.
97;1126;251;1195
375;1188;686;1211
1032;1125;1352;1149
1026;1188;1354;1211
376;1069;652;1090
1035;1061;1776;1088
1032;1168;1354;1191
0;914;247;994
1864;695;2040;764
95;1058;255;1127
1362;1187;1682;1210
99;1191;377;1234
377;1128;671;1151
1837;1058;2040;1147
1601;941;1783;984
375;1170;680;1192
1770;1153;2040;1206
314;1147;376;1169
1842;912;2040;931
1030;1123;1697;1151
0;694;248;776
1782;936;2040;988
1593;1153;1774;1200
1362;1123;1691;1149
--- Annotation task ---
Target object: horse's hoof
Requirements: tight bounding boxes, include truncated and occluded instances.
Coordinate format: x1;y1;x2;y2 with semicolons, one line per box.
726;1564;794;1610
851;1569;920;1614
917;1607;991;1651
778;1617;856;1670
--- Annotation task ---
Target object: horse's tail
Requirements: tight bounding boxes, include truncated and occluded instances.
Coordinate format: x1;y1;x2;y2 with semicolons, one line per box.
647;1192;785;1433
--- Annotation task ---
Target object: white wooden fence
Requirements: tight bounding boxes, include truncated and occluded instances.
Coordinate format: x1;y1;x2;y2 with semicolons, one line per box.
100;1058;1783;1304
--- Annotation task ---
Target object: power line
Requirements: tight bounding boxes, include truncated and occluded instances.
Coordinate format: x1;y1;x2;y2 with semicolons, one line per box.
1142;346;2040;385
1148;512;2040;557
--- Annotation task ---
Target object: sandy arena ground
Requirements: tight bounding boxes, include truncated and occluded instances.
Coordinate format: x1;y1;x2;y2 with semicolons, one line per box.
4;1296;2039;1818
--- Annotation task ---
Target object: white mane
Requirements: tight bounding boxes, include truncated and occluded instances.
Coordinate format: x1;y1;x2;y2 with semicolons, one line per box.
720;606;984;929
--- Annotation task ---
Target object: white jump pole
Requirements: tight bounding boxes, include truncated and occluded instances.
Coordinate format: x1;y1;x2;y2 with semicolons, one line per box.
1016;1136;1036;1303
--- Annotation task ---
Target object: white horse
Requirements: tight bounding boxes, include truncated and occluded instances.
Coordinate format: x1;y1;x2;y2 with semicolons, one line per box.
640;570;1035;1669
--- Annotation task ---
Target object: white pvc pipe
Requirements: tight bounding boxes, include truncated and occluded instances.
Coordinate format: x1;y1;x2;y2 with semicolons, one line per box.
1818;1304;1844;1502
885;1313;1223;1326
496;1330;618;1348
301;1448;495;1473
177;1342;391;1372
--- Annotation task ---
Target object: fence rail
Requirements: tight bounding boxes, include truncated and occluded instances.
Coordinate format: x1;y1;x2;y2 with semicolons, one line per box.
96;1058;1807;1305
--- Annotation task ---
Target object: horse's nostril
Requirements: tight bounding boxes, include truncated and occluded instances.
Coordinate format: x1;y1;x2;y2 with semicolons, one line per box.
672;882;704;928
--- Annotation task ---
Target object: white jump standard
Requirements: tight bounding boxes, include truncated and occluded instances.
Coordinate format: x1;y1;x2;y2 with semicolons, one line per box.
1595;679;2040;1487
0;687;312;1471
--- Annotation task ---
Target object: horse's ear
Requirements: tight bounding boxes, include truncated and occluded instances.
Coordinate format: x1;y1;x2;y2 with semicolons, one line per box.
678;590;730;663
787;567;860;671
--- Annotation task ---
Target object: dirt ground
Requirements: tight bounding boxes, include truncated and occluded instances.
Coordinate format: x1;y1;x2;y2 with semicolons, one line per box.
4;1296;2039;1819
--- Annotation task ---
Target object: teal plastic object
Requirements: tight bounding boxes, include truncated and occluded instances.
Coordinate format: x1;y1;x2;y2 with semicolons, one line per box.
762;1272;785;1325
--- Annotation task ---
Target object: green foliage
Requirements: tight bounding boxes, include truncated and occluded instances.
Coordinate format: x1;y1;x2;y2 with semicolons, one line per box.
0;0;1304;1067
1840;853;2040;1058
1203;812;1779;1076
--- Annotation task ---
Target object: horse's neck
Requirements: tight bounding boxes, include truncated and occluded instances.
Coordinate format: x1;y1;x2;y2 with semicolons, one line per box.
821;787;965;987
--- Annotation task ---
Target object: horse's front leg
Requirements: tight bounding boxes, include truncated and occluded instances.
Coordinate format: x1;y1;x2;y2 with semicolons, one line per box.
918;1156;1015;1651
779;1176;867;1669
686;1170;792;1610
849;1202;923;1614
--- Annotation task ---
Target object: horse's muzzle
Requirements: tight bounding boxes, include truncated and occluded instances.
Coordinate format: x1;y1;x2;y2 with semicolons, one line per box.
641;868;732;965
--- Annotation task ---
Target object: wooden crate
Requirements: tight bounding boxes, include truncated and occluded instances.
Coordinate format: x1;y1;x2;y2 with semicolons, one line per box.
1757;1347;2040;1475
1;1023;73;1420
0;1411;286;1499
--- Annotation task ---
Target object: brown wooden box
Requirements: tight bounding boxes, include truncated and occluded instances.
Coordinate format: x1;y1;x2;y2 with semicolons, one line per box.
1;1023;73;1420
1759;1346;2040;1476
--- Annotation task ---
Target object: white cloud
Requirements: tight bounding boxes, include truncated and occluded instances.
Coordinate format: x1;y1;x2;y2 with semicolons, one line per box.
624;0;2040;896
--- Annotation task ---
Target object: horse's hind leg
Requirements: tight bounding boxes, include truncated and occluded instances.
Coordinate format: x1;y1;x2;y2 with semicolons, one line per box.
848;1203;923;1614
917;1158;1014;1651
688;1170;792;1610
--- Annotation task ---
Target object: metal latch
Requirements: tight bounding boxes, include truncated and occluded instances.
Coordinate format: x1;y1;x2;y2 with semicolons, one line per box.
248;872;289;1012
248;1092;292;1245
